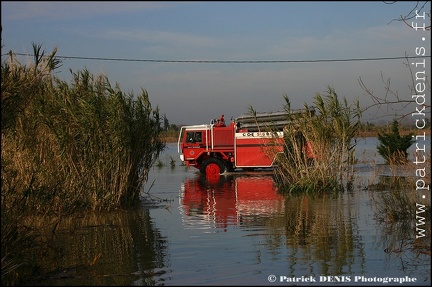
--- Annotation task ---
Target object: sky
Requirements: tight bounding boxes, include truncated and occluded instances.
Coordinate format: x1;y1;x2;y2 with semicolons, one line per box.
1;1;431;125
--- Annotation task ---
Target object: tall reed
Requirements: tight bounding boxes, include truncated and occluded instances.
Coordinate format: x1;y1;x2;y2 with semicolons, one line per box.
1;45;165;284
273;87;362;193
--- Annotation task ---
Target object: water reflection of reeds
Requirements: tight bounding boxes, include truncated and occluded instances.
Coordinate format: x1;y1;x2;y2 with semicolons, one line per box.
285;195;362;274
23;209;167;286
265;192;364;276
369;175;431;262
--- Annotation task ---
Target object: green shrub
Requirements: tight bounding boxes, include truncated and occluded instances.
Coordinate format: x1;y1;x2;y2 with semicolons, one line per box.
377;120;414;165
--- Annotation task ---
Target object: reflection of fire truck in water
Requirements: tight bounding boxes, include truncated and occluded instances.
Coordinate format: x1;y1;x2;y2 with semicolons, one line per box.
180;175;284;230
177;108;315;176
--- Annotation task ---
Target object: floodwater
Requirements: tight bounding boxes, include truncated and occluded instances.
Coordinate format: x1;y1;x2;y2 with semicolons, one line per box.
35;138;430;286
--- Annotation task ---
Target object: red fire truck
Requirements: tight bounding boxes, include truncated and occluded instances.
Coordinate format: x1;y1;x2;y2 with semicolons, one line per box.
177;108;314;176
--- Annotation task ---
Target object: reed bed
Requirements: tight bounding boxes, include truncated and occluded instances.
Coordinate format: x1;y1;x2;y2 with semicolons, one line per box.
1;45;165;284
271;87;362;193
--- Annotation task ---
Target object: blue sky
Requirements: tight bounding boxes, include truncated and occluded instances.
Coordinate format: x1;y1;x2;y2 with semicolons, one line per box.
1;1;430;125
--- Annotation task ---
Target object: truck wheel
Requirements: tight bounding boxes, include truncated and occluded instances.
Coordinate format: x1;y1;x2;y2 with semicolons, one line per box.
200;158;226;175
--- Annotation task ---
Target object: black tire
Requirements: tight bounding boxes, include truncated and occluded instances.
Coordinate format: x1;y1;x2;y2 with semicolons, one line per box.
200;158;227;175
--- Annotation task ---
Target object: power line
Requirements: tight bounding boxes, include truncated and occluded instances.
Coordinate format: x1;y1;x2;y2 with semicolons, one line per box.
3;52;430;63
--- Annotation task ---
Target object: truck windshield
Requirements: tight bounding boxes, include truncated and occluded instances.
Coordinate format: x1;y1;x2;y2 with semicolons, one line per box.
186;131;202;143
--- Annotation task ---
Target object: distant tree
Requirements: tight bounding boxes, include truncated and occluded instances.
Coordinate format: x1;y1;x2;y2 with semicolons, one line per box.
377;120;415;164
169;123;179;132
163;114;170;131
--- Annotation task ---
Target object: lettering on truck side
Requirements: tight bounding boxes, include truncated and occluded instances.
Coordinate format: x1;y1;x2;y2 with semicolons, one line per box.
239;131;284;138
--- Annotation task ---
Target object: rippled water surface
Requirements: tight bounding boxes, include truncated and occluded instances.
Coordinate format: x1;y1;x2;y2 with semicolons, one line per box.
38;139;430;286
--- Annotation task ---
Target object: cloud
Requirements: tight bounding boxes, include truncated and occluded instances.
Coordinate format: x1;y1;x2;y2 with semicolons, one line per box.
1;1;186;21
267;24;418;61
103;29;219;49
